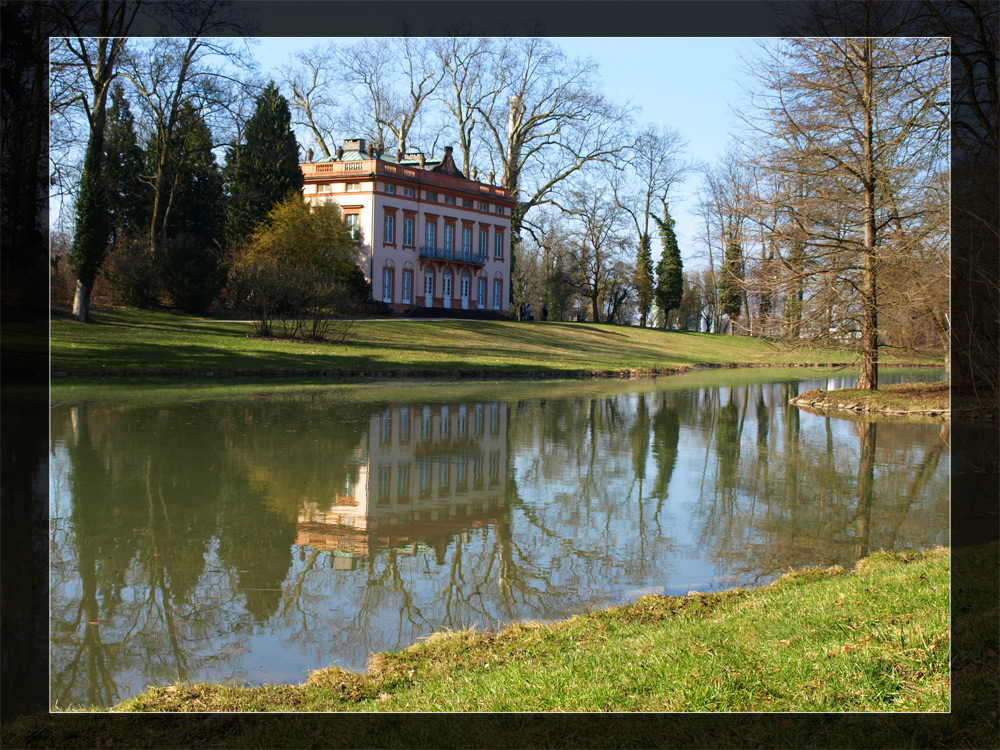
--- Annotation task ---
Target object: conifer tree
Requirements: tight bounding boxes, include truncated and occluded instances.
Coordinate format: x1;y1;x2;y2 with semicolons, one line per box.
157;102;228;312
719;233;744;333
632;233;654;327
102;84;146;243
225;82;303;246
653;206;683;328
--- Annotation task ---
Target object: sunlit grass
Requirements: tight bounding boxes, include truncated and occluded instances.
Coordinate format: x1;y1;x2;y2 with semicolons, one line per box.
49;307;941;380
104;547;948;714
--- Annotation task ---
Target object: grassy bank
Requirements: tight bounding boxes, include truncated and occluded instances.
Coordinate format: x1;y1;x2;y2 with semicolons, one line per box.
49;307;942;380
792;381;951;419
101;548;949;713
8;542;998;746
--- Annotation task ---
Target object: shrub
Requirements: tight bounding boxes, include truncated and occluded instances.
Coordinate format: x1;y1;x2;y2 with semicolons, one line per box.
159;233;228;314
228;196;372;341
102;233;160;308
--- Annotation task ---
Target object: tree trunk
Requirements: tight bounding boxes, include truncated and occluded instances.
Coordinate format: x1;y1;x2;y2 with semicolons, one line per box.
72;280;91;323
856;38;879;391
854;421;876;560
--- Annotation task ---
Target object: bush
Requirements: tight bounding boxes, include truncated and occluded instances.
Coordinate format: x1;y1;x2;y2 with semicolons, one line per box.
159;233;228;314
227;258;366;342
102;233;160;308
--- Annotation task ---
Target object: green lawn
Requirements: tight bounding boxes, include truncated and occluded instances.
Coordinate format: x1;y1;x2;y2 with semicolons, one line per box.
108;548;949;713
49;307;939;379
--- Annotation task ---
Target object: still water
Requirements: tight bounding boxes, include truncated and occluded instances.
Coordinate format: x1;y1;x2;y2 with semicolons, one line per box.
50;369;949;708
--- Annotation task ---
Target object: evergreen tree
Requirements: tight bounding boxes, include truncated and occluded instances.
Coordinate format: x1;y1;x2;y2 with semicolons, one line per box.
102;84;146;243
70;138;111;322
719;233;744;333
632;233;654;327
653;205;682;328
156;102;228;313
225;82;303;246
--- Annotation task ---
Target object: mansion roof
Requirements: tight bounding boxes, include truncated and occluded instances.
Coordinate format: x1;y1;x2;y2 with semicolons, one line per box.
310;139;474;181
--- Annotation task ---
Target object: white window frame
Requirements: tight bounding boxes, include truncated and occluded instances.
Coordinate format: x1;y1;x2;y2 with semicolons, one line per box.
479;230;488;255
493;279;502;310
385;183;396;194
494;232;503;259
382;268;393;303
384;214;394;244
404;186;415;198
444;224;454;251
345;214;360;241
477;278;486;309
402;270;412;304
425;222;436;247
403;217;414;246
462;227;471;254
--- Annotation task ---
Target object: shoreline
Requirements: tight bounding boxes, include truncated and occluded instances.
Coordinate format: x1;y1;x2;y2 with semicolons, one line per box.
51;360;942;382
789;381;997;421
93;547;950;714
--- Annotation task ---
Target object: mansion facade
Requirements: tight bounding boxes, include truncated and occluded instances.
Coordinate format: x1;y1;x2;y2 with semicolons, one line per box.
301;139;512;316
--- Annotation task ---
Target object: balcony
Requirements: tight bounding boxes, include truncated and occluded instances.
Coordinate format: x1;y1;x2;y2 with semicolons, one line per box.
419;246;487;265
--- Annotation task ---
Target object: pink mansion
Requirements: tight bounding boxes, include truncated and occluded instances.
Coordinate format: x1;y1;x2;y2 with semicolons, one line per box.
301;139;512;316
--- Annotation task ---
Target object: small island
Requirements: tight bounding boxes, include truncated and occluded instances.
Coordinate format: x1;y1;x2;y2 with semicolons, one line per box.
790;381;951;420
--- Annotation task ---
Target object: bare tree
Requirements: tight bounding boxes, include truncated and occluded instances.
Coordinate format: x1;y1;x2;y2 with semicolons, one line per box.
612;124;688;244
742;37;948;388
119;28;255;262
49;2;141;321
563;184;627;323
432;37;500;178
282;43;342;158
337;38;443;155
474;38;633;306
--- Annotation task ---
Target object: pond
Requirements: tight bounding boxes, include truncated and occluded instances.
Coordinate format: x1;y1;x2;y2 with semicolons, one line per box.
49;368;949;709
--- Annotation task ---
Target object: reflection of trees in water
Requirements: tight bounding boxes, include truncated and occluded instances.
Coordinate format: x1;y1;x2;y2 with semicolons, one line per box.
508;392;685;607
51;405;242;707
692;383;949;584
50;382;950;707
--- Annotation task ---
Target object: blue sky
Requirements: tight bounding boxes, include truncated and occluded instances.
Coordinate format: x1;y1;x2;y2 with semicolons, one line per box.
252;36;756;268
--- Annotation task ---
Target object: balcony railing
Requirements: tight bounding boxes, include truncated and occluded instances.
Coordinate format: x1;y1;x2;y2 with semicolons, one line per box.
419;246;487;265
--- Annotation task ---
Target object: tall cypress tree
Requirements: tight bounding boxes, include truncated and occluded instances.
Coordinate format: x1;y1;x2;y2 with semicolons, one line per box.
653;205;683;328
719;233;744;333
70;136;111;322
225;82;302;246
632;233;655;327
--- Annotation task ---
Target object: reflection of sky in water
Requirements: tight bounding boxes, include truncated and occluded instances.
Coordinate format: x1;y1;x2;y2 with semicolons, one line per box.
49;369;949;708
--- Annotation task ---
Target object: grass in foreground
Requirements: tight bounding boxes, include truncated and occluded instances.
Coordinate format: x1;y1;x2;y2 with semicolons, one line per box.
49;306;940;379
109;548;949;713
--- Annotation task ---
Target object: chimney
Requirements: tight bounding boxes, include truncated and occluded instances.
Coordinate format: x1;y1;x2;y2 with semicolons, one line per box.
343;138;366;153
305;148;313;163
444;145;453;157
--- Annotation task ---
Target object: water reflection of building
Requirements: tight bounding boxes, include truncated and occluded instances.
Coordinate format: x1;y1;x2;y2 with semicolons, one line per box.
296;402;508;567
